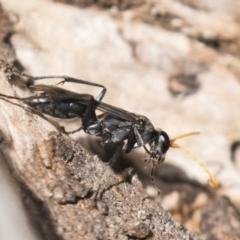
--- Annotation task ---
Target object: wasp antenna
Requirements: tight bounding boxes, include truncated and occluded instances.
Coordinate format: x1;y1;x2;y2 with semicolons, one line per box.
170;142;218;188
170;131;200;143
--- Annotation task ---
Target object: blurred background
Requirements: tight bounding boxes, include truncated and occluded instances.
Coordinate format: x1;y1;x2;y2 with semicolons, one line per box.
1;0;240;239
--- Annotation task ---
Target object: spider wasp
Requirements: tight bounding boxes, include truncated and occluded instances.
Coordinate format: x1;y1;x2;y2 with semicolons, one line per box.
0;67;218;190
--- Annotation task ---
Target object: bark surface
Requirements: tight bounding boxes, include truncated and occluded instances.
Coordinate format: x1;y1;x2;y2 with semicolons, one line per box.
0;64;202;239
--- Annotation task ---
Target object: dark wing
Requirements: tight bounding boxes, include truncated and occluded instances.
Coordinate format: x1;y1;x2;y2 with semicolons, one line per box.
30;84;76;95
31;84;137;121
29;84;94;105
97;101;137;122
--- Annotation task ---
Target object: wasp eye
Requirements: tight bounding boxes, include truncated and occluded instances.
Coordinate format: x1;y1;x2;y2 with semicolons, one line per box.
160;131;170;153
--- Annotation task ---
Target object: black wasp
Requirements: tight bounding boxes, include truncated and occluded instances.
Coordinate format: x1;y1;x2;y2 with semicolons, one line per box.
2;68;218;189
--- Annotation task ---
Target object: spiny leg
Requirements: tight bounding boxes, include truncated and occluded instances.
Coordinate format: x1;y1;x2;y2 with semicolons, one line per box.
55;77;107;102
12;69;107;101
30;74;106;101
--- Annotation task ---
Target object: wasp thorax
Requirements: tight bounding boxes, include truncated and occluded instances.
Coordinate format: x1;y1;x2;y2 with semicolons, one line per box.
150;130;170;162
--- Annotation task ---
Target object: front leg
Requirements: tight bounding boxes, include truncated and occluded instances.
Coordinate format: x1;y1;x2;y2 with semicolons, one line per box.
125;124;150;155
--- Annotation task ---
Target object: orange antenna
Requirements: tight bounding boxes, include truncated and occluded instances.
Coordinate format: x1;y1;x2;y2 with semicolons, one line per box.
170;132;218;188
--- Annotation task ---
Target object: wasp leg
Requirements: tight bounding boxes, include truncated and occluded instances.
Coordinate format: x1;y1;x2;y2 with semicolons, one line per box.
27;73;107;102
60;126;83;135
94;141;124;200
104;141;125;167
81;96;98;129
125;125;151;155
16;71;107;102
60;96;98;135
55;77;107;102
125;127;136;153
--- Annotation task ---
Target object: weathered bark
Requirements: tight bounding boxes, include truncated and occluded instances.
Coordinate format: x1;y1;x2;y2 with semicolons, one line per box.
0;64;202;239
2;1;240;239
201;196;240;240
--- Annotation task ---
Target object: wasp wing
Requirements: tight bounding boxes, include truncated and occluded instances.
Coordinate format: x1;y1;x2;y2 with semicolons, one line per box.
97;101;137;122
29;84;94;105
31;84;137;122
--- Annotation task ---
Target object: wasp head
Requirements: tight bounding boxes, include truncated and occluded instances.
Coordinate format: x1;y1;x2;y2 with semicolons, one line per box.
150;130;170;163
